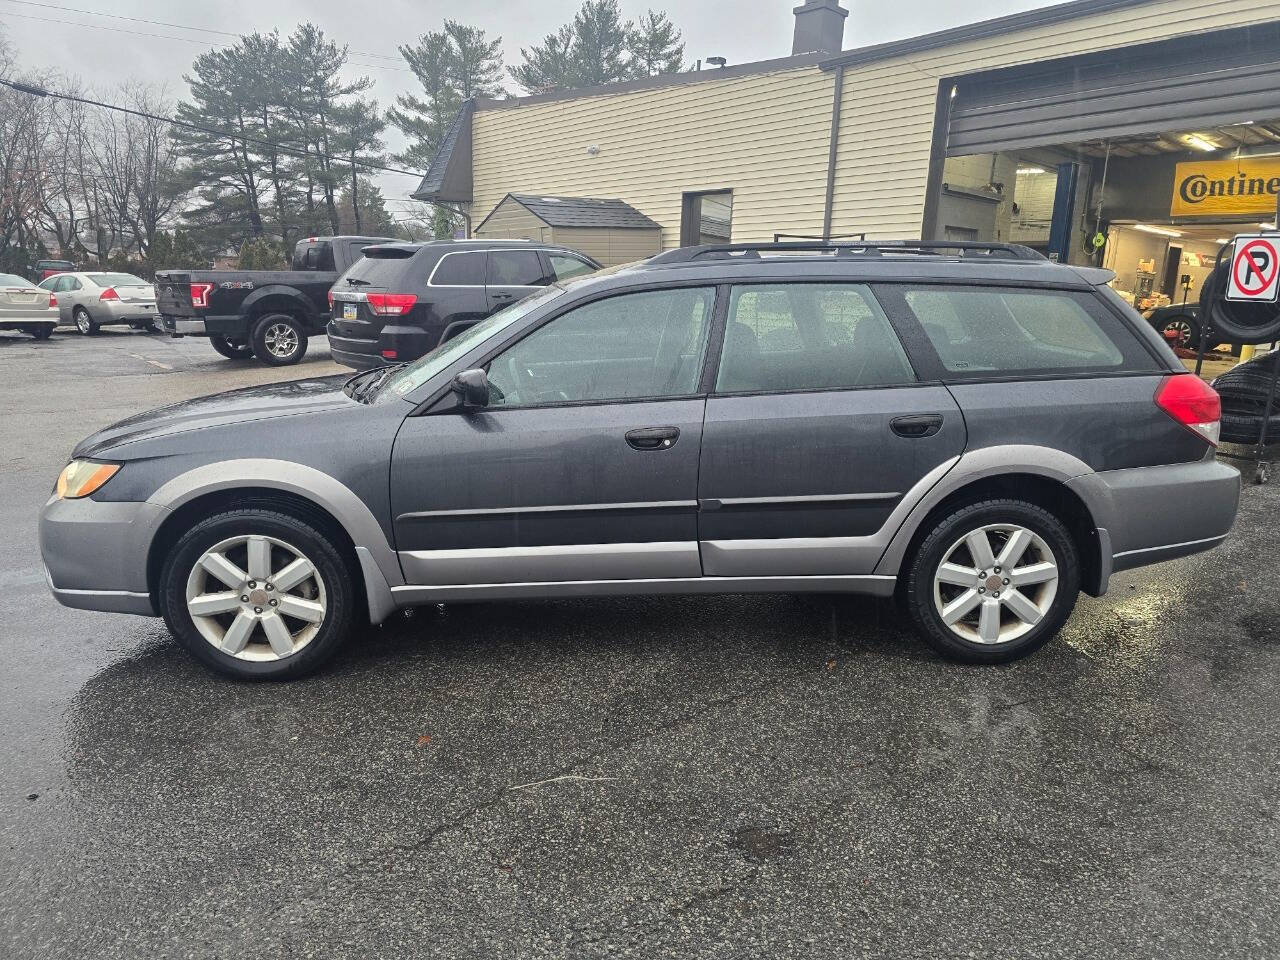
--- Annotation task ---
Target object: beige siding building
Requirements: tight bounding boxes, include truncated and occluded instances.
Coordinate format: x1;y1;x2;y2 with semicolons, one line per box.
415;0;1280;282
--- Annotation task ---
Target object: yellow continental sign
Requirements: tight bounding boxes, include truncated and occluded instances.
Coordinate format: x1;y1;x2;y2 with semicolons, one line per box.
1171;157;1280;217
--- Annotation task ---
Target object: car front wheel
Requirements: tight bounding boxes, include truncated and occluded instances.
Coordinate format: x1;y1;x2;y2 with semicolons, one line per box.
251;314;308;366
159;508;356;680
904;499;1080;663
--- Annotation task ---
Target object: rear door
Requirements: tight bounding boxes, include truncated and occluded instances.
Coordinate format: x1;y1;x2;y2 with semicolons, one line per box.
697;281;965;577
485;249;548;312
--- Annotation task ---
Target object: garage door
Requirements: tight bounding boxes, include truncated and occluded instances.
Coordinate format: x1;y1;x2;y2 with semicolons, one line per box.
947;22;1280;156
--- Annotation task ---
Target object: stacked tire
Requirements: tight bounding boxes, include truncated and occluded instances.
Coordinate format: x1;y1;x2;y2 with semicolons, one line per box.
1212;352;1280;444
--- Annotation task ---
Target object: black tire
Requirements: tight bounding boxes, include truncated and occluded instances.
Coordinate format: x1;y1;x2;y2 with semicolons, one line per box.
159;508;357;680
904;499;1081;664
24;326;53;340
209;334;255;360
250;313;308;366
1200;261;1280;345
74;307;98;335
1156;314;1201;350
1219;411;1280;445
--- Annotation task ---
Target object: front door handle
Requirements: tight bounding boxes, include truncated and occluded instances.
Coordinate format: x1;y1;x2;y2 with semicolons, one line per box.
891;414;944;438
626;426;680;450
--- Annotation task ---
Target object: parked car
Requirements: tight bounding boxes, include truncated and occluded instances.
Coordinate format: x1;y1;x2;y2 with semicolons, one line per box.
30;259;76;282
39;272;159;334
155;236;396;366
1143;301;1203;350
41;240;1240;680
0;272;58;339
327;240;600;370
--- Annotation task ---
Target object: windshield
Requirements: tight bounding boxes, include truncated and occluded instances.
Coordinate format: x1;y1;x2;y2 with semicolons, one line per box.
89;273;147;286
374;285;566;402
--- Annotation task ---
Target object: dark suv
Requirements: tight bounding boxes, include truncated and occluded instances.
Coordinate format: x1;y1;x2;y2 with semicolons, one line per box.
326;240;599;370
41;241;1239;680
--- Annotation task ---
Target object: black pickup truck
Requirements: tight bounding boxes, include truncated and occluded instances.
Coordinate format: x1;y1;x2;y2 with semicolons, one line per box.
155;236;396;365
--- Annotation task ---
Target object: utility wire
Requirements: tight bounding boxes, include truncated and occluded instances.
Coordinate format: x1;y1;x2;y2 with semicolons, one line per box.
0;0;407;62
0;77;427;180
0;10;415;75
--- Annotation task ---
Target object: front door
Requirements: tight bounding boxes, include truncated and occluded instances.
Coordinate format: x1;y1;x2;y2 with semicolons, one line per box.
697;282;965;577
485;249;548;313
390;285;718;585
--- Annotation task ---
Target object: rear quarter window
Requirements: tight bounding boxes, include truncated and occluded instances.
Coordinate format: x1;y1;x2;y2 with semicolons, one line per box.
882;284;1159;379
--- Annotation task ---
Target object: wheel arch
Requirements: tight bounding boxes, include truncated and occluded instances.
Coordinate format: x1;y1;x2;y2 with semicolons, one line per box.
876;446;1109;597
145;459;403;622
242;287;314;327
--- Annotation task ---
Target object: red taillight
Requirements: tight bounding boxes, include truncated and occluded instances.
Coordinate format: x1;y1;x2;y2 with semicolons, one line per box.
98;287;119;302
381;349;398;359
49;294;58;307
190;282;215;309
365;293;417;316
327;290;334;307
1156;374;1221;445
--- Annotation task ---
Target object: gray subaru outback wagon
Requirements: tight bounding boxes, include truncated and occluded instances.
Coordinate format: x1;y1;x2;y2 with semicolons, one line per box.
40;241;1240;679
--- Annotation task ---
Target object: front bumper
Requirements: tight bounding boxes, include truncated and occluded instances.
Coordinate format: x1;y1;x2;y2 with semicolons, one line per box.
40;495;163;616
1068;456;1241;576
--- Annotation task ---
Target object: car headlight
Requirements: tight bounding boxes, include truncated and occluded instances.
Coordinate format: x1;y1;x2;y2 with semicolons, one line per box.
55;460;120;499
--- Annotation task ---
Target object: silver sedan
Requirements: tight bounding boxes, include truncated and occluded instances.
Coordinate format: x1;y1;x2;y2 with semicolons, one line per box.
38;272;160;334
0;272;58;339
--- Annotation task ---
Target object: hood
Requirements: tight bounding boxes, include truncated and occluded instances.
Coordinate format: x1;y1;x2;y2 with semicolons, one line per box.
74;375;355;458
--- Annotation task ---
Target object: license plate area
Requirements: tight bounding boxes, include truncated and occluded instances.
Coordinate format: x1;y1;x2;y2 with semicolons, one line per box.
343;303;358;320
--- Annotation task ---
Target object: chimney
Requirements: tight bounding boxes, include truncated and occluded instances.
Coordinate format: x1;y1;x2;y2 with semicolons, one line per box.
792;0;848;56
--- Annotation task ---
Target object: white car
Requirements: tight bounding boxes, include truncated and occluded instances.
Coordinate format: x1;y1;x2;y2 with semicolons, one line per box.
39;272;159;334
0;272;58;339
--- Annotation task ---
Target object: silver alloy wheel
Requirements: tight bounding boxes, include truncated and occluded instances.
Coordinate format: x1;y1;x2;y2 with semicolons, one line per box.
264;322;299;359
931;523;1059;645
75;310;91;334
185;534;327;662
1163;318;1194;347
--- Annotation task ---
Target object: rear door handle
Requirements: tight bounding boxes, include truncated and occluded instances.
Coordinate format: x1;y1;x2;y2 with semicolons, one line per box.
626;426;680;450
891;414;944;438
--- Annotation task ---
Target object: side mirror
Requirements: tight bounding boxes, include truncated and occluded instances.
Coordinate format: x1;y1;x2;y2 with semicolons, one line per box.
451;368;490;409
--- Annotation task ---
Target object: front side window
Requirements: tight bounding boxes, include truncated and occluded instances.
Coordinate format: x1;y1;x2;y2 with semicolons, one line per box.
716;283;914;393
487;250;546;287
63;277;81;292
431;251;486;286
550;254;594;281
486;287;715;407
896;286;1147;376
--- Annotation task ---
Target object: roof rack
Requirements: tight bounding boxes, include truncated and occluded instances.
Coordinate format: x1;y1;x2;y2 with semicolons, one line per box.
647;240;1047;265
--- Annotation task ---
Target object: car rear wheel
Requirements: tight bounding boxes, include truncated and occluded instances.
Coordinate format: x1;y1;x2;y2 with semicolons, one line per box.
251;313;307;366
27;326;53;340
209;334;255;360
159;508;357;680
904;499;1080;663
74;308;98;335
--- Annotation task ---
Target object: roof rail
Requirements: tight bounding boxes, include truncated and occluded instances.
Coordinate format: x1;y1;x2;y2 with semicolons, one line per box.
647;239;1047;265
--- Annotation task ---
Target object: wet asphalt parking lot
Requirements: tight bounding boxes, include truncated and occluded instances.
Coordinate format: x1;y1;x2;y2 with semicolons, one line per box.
1;327;1279;959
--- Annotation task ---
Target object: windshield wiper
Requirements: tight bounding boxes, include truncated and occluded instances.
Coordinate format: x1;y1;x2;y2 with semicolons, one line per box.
344;277;371;286
362;362;410;401
342;367;384;402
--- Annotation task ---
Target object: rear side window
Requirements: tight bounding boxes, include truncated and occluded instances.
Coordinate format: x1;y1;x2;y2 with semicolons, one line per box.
550;254;594;281
431;252;486;286
487;250;546;286
293;241;335;272
890;285;1155;378
716;283;915;393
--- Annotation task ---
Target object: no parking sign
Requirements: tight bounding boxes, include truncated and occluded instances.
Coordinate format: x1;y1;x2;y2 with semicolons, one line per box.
1226;236;1280;302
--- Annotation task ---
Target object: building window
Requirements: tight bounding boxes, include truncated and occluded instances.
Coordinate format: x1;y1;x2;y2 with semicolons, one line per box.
680;190;733;246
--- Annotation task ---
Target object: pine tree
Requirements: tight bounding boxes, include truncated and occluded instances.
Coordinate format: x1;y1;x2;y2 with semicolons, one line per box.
568;0;631;86
627;10;684;77
390;21;502;170
509;26;576;94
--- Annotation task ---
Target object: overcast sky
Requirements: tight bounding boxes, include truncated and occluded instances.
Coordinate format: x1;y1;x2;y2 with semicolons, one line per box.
0;0;1056;202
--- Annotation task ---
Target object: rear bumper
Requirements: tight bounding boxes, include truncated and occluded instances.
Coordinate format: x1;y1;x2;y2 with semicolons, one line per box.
327;321;435;369
99;301;159;323
39;496;162;616
0;308;58;327
1068;456;1240;577
327;327;385;370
